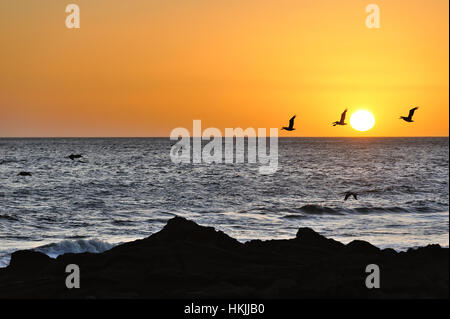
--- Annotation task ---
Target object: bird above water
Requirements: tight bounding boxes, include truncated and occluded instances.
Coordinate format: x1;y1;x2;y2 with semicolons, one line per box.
332;109;348;126
400;107;419;122
281;115;296;131
67;154;83;160
18;171;32;176
344;192;358;201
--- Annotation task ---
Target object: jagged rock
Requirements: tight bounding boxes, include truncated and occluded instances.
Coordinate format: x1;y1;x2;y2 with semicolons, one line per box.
8;250;51;272
296;227;344;250
0;216;447;298
150;216;241;249
345;240;380;254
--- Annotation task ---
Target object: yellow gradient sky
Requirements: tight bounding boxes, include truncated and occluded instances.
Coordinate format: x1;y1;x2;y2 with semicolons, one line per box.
0;0;448;137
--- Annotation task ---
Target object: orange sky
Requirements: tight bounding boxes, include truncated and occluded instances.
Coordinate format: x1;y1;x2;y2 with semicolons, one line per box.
0;0;448;137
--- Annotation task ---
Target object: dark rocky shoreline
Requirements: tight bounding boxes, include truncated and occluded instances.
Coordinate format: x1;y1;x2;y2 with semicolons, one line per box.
0;216;448;298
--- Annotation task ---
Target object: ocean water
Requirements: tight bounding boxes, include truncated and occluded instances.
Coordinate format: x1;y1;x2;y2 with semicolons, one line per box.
0;137;448;267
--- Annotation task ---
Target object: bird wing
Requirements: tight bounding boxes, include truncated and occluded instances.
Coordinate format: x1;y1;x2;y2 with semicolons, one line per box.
408;107;418;118
340;109;347;122
289;115;296;128
344;193;350;200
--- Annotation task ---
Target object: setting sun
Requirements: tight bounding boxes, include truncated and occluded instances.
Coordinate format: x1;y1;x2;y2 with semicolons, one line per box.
350;110;375;132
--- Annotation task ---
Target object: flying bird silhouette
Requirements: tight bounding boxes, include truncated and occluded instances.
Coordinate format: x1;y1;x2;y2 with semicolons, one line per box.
344;191;358;201
400;107;419;122
67;154;83;160
332;109;348;126
281;115;296;131
18;171;32;176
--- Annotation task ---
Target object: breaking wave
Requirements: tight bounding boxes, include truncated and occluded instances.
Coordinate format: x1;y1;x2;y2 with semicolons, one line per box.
33;239;118;259
289;205;413;216
299;204;343;215
0;239;118;268
0;214;19;221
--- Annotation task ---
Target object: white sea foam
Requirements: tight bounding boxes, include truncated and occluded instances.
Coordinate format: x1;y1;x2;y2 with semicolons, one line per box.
0;239;119;268
34;239;117;258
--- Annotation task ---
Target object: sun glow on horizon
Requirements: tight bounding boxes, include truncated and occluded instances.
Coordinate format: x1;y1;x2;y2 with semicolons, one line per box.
350;110;376;132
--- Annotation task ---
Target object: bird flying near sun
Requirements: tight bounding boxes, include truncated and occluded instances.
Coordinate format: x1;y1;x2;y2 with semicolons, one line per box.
400;107;419;123
332;109;348;127
350;110;375;132
281;115;296;131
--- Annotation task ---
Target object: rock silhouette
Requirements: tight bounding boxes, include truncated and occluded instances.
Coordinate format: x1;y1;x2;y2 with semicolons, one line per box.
0;216;447;298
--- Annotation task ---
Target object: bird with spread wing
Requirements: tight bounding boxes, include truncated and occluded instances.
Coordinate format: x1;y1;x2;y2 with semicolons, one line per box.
400;107;419;123
332;109;348;126
281;115;296;131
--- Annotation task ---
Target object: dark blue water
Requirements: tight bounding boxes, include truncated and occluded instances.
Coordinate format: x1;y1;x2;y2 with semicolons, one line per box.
0;137;448;267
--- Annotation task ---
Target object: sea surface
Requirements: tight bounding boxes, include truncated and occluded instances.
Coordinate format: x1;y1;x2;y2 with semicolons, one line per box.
0;137;448;267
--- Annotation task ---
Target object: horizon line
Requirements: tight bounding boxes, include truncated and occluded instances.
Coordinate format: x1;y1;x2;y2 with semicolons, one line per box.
0;136;448;139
